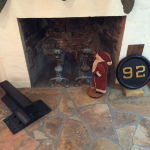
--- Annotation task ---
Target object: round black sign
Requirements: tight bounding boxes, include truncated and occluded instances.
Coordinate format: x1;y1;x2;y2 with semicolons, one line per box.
116;55;150;89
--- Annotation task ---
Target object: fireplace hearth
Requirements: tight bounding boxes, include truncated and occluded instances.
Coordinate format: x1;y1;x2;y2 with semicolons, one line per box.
18;16;126;87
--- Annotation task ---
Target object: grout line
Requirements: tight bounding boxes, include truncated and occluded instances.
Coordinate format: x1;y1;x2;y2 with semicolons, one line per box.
105;87;121;146
130;124;138;150
53;117;66;150
64;88;78;110
64;87;95;150
115;122;138;130
35;141;42;150
75;112;96;150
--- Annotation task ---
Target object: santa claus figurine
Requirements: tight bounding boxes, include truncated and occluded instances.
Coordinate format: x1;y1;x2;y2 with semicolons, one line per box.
88;52;112;98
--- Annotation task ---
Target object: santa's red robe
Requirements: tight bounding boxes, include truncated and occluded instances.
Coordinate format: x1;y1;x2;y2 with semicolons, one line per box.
92;61;107;93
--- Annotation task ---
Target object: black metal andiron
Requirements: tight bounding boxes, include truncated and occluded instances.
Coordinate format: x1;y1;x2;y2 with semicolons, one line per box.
75;44;92;86
50;47;69;87
0;80;52;134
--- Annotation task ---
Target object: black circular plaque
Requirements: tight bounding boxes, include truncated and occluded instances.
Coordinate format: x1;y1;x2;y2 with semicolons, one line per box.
116;55;150;89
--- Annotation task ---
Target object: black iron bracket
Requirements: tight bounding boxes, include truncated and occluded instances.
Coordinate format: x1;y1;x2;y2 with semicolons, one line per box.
0;80;52;134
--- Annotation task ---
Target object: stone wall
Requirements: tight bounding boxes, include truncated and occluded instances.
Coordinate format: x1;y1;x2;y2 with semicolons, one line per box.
19;17;125;85
18;19;47;86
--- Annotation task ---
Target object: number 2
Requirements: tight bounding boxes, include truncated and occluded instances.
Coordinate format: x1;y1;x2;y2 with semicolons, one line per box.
136;66;145;78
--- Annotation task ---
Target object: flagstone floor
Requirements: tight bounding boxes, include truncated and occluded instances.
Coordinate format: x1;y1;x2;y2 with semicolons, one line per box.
0;85;150;150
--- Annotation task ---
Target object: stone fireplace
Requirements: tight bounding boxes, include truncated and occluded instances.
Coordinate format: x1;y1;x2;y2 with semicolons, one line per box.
0;0;149;88
18;17;126;87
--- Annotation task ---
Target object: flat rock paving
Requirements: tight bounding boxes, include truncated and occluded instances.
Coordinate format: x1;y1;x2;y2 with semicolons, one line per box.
0;85;150;150
77;104;114;136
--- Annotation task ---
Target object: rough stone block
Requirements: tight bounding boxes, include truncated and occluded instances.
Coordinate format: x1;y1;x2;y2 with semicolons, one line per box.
59;92;75;116
117;126;135;149
91;138;121;150
113;111;138;128
77;104;114;136
37;140;54;150
133;117;150;146
58;117;91;150
33;130;48;140
122;87;144;97
67;87;106;107
43;117;63;138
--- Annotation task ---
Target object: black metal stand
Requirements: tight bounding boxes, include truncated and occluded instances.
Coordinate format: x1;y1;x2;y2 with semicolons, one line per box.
75;44;92;86
50;48;69;88
0;80;52;134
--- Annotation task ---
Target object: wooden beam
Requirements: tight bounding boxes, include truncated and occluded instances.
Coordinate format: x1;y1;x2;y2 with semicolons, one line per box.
127;44;144;56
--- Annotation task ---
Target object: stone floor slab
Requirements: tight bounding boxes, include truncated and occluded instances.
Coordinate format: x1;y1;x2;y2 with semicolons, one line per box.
0;89;7;108
58;117;91;150
22;88;61;116
117;126;135;149
26;120;42;132
20;88;33;95
91;138;121;150
0;109;11;119
67;87;106;107
34;130;48;140
0;120;39;150
131;145;150;150
113;111;138;128
108;89;150;116
133;117;150;146
37;140;54;150
0;110;5;118
77;104;114;136
59;92;75;116
43;117;63;138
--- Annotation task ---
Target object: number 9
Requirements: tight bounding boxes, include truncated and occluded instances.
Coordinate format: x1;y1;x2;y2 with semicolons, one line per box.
123;67;133;79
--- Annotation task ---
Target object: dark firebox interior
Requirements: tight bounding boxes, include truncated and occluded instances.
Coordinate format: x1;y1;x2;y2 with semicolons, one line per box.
18;16;126;87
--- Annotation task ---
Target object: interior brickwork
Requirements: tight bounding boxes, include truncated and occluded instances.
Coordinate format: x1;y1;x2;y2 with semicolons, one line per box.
18;16;126;87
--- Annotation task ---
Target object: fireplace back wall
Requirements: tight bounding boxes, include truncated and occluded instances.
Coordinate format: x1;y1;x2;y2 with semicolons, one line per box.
18;17;126;87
